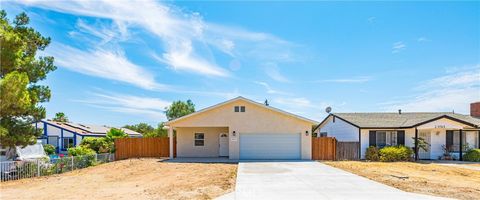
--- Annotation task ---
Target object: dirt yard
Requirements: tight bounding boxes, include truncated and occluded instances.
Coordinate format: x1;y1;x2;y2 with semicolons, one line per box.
324;161;480;200
0;158;237;200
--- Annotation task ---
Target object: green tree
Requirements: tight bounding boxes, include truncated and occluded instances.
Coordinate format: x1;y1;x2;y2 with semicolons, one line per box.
123;123;154;134
143;122;168;138
52;112;68;122
412;137;429;159
165;100;195;121
80;137;111;153
0;11;56;148
106;128;127;142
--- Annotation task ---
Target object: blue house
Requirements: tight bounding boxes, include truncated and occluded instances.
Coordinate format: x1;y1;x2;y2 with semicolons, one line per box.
35;120;142;153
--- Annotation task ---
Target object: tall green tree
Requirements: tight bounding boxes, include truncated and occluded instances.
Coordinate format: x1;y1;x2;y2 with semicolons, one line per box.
143;122;168;138
123;123;154;134
0;11;56;148
165;100;195;121
52;112;68;122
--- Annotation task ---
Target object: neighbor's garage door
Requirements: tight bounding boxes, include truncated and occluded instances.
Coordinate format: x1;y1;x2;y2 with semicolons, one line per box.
239;133;301;160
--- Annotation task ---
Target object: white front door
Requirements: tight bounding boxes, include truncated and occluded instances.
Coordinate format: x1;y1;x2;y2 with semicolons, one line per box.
219;133;228;157
418;131;431;159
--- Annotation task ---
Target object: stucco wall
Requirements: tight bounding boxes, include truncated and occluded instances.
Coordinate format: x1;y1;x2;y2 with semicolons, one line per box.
176;127;228;157
170;99;314;160
319;116;359;141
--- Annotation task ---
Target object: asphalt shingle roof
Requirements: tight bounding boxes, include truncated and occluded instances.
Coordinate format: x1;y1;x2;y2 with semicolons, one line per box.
332;112;480;128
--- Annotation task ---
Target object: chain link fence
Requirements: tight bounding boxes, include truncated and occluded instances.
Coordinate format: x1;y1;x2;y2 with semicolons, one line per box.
1;153;115;182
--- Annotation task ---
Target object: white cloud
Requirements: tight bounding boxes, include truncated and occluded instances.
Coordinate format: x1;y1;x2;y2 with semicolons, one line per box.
253;81;290;95
77;92;171;120
273;97;314;108
48;42;167;90
392;41;406;53
264;63;290;82
417;37;430;42
15;0;297;78
382;65;480;114
315;76;371;83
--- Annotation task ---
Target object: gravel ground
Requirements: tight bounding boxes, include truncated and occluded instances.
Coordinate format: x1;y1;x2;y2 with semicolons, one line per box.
0;158;237;200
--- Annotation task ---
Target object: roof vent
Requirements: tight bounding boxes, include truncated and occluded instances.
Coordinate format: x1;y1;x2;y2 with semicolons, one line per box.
398;109;402;114
264;99;269;106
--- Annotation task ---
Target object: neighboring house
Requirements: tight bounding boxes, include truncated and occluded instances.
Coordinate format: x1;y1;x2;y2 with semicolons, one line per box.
35;120;142;153
165;96;318;160
315;102;480;160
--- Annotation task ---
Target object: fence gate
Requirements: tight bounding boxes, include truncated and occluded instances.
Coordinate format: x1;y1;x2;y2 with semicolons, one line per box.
115;137;176;160
312;137;336;160
336;142;359;160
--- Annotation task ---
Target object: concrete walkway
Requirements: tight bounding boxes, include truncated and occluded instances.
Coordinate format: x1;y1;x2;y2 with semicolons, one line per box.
231;161;446;200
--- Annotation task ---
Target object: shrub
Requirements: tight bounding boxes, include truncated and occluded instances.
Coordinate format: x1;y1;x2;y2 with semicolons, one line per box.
365;146;380;161
379;146;413;162
67;146;96;156
463;149;480;162
43;144;56;155
80;137;111;153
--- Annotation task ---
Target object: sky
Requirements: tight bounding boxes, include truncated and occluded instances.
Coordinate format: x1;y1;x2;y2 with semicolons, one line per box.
2;1;479;126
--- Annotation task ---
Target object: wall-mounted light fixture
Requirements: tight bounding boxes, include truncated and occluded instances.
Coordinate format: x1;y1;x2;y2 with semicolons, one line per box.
232;131;236;137
305;131;309;136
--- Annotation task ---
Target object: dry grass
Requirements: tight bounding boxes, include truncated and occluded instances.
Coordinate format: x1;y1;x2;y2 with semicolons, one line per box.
324;161;480;200
0;158;237;200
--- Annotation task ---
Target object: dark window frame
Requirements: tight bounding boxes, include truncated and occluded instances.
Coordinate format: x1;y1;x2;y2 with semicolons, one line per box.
194;133;205;146
61;137;74;150
240;106;245;112
234;106;239;112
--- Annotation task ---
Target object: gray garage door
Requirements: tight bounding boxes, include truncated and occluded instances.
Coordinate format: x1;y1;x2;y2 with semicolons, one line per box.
239;133;301;160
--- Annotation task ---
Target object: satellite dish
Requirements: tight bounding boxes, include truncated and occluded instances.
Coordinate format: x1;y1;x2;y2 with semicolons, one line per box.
325;106;332;113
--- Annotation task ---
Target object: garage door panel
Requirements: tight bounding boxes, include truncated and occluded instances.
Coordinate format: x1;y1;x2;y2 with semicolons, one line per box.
240;133;301;160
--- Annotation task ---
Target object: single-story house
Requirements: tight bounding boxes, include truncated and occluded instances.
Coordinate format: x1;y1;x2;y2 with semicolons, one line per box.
35;120;142;153
165;96;318;160
315;104;480;160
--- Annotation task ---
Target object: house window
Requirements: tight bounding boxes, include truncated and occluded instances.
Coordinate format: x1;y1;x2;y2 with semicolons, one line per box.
447;131;467;152
234;106;239;112
240;106;245;112
319;132;328;137
370;131;403;148
194;133;204;146
62;137;74;150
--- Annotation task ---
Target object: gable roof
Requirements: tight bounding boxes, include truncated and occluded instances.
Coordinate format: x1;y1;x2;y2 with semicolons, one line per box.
317;112;480;129
165;96;318;125
41;120;142;136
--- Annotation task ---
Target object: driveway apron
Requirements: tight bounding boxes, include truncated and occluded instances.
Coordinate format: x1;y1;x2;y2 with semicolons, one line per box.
235;161;445;200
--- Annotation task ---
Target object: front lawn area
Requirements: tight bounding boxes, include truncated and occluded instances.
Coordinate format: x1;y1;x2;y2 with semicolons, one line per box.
324;161;480;200
0;158;237;200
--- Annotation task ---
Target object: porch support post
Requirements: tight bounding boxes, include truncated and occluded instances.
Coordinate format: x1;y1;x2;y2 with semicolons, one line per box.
459;129;463;161
169;126;174;159
358;128;361;160
478;130;480;149
414;128;418;161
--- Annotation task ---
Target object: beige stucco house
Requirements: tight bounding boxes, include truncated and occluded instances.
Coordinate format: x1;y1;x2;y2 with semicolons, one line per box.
165;97;318;160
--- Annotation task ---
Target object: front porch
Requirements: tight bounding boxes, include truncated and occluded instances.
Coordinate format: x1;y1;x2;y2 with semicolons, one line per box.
413;117;480;161
168;126;230;159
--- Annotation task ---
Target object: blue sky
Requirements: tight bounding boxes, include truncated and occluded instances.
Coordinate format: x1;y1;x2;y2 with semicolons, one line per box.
3;1;479;126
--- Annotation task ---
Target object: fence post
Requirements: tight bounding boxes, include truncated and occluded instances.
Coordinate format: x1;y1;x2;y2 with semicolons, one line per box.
37;159;40;177
71;156;74;171
95;154;98;163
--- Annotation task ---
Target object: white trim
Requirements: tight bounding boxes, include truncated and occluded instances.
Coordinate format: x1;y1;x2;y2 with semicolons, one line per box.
165;96;318;125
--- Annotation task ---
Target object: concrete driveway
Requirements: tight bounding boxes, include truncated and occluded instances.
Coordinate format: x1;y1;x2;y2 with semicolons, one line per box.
233;161;445;200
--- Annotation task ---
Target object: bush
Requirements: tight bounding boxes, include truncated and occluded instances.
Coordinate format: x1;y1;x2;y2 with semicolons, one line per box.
80;137;111;153
67;146;96;156
43;144;56;155
463;149;480;162
379;146;413;162
365;146;380;161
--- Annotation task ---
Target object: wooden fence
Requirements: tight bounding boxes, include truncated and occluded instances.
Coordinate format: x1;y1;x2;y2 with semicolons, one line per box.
336;142;359;161
312;137;359;161
312;137;336;160
115;137;176;160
